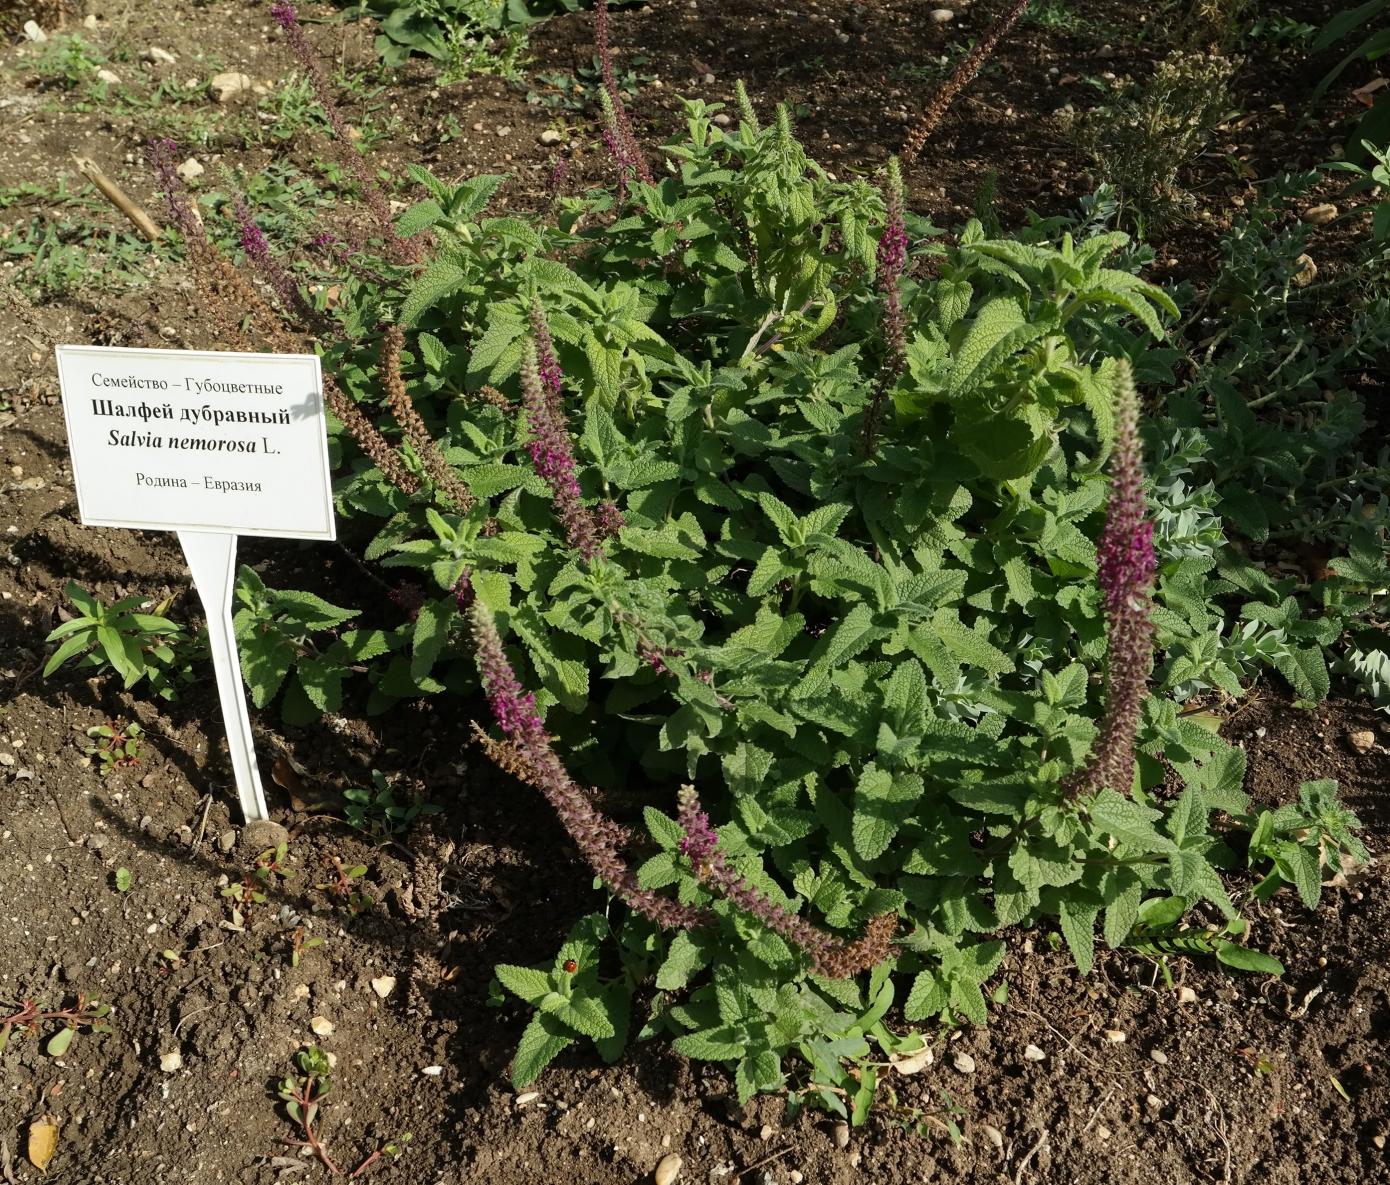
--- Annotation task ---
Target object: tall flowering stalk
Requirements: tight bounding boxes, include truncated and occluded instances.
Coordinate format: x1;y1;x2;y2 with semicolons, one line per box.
593;0;651;186
379;325;475;510
269;2;420;264
231;193;320;326
901;0;1032;166
1068;360;1157;800
861;158;909;455
519;320;607;561
147;137;420;495
470;601;704;930
677;788;896;978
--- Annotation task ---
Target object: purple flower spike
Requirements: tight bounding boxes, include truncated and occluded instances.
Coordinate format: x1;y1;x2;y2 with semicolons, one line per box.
519;330;605;562
470;600;703;931
676;787;896;978
1069;359;1157;800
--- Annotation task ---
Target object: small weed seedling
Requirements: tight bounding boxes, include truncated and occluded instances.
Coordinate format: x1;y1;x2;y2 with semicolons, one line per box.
222;842;297;924
87;720;144;774
343;770;439;837
1;994;112;1056
278;1045;411;1176
317;856;374;915
289;925;326;968
113;867;134;893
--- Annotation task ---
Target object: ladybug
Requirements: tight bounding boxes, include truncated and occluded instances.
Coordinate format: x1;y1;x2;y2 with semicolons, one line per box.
562;959;578;974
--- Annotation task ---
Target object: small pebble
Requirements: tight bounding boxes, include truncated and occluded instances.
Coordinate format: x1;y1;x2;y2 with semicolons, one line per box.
759;1124;773;1141
930;7;955;20
160;1051;183;1072
789;1173;804;1184
1023;1043;1045;1061
1149;1049;1169;1065
1302;203;1338;225
514;1091;539;1107
142;46;177;64
952;1051;977;1074
421;1066;443;1076
654;1152;683;1185
96;68;122;84
309;1016;334;1036
979;1123;1004;1152
217;830;236;854
1348;729;1375;754
175;158;204;181
1178;986;1198;1004
538;128;563;145
712;113;731;126
834;1121;850;1148
1103;1029;1126;1044
1146;1093;1162;1111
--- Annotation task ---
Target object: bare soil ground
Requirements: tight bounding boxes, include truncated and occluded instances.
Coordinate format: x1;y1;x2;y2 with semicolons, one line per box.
2;0;1388;1182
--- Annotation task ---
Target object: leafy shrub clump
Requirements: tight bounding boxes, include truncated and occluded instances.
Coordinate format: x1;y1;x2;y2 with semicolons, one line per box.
299;101;1367;1108
114;4;1379;1118
1063;51;1237;229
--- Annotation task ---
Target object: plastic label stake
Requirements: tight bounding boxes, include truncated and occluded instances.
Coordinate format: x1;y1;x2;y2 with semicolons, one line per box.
55;345;336;823
178;530;268;820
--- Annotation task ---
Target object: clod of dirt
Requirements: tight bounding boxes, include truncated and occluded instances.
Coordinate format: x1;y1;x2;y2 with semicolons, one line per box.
240;819;289;856
1348;729;1376;754
653;1152;682;1185
1302;203;1338;226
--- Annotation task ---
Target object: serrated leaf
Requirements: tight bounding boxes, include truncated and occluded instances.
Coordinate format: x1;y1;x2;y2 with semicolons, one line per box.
512;1011;573;1088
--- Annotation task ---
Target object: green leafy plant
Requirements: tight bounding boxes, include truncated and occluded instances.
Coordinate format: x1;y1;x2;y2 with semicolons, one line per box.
86;720;145;775
233;566;389;724
278;1045;412;1173
1242;778;1370;906
1311;0;1390;151
1124;898;1284;976
113;867;134;893
45;582;198;699
0;994;112;1056
342;769;441;836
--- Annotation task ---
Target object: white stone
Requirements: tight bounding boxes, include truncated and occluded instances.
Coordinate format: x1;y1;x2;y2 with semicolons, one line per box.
654;1153;683;1185
175;158;204;181
160;1051;183;1072
538;128;563;145
370;976;397;998
309;1015;334;1036
22;19;47;41
96;69;122;85
952;1050;977;1073
208;71;252;102
931;8;955;21
1023;1043;1046;1062
142;47;177;65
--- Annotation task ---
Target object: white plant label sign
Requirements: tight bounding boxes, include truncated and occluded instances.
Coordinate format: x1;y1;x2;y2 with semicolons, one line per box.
55;345;337;824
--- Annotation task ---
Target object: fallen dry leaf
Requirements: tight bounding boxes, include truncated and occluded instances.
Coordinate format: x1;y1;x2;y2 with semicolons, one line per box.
27;1118;59;1173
